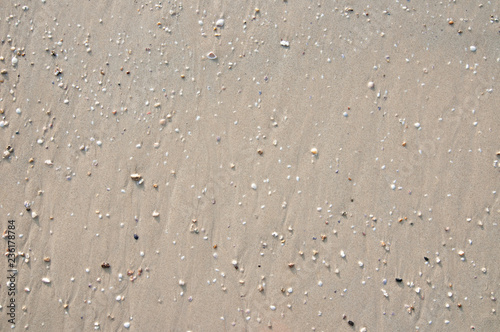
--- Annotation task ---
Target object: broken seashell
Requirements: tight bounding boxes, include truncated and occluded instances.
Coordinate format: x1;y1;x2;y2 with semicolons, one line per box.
280;40;290;47
130;173;141;181
207;52;217;60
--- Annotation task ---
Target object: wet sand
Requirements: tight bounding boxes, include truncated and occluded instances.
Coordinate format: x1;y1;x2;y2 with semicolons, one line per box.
1;1;499;331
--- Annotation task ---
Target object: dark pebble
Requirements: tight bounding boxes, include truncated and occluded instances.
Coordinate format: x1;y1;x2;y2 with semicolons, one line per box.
396;278;403;283
424;256;429;261
348;320;354;326
134;234;139;240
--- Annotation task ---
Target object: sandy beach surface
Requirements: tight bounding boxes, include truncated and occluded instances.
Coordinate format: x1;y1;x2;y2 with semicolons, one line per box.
1;0;499;331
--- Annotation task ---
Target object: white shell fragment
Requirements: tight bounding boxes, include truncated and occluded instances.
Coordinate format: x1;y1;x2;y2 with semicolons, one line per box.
207;52;217;60
216;19;225;27
280;40;290;47
42;277;51;284
152;210;160;217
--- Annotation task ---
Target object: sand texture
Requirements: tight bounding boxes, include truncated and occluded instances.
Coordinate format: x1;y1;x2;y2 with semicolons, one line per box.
1;0;499;331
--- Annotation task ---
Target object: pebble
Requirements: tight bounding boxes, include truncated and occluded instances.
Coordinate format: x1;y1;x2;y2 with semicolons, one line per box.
311;147;318;155
123;322;131;329
152;210;160;217
251;183;257;190
367;81;375;89
41;277;51;284
414;122;421;129
11;57;18;66
470;45;477;52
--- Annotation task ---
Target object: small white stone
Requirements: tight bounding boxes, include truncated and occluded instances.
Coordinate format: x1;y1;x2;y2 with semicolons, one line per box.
12;57;18;66
178;279;185;286
270;305;276;311
116;295;121;301
251;183;257;190
287;287;293;293
152;210;160;217
41;277;51;284
340;250;346;258
367;81;374;89
470;45;477;52
96;141;102;146
318;280;323;287
123;322;131;329
310;147;318;155
358;261;364;267
414;122;421;129
16;108;21;114
280;40;290;47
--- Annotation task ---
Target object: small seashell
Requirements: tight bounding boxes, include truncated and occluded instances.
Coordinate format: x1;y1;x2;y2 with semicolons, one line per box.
458;250;465;256
41;277;51;284
207;52;217;60
130;173;142;181
178;279;185;286
367;81;375;89
280;40;290;47
45;160;53;166
216;19;225;27
152;210;160;217
311;147;318;155
31;211;38;219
